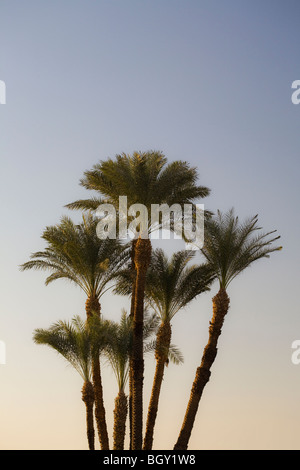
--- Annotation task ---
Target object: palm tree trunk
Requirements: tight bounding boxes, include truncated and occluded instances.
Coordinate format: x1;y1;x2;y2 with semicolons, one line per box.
129;239;137;450
131;237;152;450
81;380;95;450
113;390;128;450
143;321;171;450
174;288;230;450
86;295;110;450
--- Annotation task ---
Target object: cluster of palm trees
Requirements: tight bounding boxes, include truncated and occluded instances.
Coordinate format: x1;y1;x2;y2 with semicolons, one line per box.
21;151;282;450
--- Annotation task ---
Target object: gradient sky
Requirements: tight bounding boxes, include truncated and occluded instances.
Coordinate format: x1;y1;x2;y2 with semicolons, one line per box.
1;0;300;450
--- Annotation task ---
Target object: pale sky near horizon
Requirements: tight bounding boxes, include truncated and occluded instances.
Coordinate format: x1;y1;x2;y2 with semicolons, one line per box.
1;0;300;450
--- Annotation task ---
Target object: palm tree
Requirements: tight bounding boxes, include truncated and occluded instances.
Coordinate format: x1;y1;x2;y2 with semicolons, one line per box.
141;248;215;450
66;150;210;449
115;248;214;449
174;209;282;450
33;316;97;449
104;310;131;450
94;308;158;450
21;213;125;450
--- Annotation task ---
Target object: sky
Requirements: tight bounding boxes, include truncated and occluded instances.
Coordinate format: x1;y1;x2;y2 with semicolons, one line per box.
1;0;300;450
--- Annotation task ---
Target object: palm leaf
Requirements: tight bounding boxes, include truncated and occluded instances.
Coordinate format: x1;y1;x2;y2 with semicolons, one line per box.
201;209;282;289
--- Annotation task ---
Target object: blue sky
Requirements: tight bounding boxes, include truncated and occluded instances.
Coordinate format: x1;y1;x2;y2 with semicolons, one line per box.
1;0;300;449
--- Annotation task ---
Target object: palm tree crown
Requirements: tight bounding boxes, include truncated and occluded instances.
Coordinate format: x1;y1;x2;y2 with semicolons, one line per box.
66;150;210;237
105;310;132;393
144;248;215;322
201;208;282;289
34;315;94;382
21;213;124;299
68;151;210;206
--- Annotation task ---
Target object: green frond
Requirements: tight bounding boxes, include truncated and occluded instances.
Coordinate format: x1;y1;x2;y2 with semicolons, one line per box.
202;208;282;289
65;197;105;211
100;308;158;391
21;213;125;298
74;150;210;238
33;316;93;381
142;248;214;322
167;344;184;365
143;339;157;356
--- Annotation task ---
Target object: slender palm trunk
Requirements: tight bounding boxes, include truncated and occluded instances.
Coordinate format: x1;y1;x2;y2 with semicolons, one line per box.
81;380;95;450
86;295;110;450
129;239;137;450
131;237;152;450
143;321;171;450
174;288;230;450
113;390;128;450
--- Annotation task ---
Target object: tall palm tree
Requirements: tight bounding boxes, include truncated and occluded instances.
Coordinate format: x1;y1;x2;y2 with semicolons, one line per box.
141;249;215;450
21;213;125;450
174;209;282;450
95;308;158;450
66;150;210;449
33;316;98;450
115;248;214;449
104;310;131;450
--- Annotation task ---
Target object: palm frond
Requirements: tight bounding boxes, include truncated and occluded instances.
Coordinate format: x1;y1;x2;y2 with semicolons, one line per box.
167;344;184;365
33;316;93;381
65;197;105;211
142;248;214;322
73;151;210;239
21;213;125;298
201;209;282;289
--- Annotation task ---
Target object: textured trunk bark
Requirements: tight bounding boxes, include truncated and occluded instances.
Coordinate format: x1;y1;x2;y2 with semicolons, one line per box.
129;239;137;450
143;322;171;450
86;295;110;450
174;288;230;450
81;380;95;450
131;237;152;450
113;390;128;450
